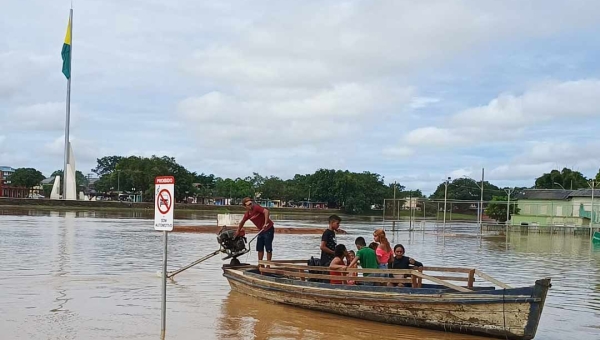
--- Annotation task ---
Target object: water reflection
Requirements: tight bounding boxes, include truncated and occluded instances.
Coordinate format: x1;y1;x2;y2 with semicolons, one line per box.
217;291;489;340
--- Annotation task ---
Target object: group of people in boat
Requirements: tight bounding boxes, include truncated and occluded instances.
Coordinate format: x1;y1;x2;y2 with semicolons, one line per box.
320;214;423;286
233;198;422;286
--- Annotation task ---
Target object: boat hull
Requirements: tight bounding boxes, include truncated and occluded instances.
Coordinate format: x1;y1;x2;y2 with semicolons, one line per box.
223;267;550;340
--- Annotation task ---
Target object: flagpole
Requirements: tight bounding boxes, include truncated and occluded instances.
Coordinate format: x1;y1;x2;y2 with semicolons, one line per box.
63;8;73;199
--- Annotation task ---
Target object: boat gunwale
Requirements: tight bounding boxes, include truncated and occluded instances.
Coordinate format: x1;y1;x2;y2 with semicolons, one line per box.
223;267;542;304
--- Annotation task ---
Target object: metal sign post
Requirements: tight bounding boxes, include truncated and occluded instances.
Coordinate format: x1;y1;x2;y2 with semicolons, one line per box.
154;176;175;338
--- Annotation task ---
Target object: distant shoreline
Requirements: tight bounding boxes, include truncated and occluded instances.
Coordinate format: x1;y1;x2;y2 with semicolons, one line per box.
0;197;341;215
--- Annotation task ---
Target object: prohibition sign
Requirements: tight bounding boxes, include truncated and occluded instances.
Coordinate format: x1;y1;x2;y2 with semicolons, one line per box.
157;189;172;214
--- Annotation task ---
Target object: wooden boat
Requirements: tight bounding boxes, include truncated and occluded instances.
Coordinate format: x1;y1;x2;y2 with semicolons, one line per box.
593;231;600;243
222;260;551;340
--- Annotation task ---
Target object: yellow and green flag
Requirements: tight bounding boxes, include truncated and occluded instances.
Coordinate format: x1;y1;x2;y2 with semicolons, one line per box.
61;16;72;79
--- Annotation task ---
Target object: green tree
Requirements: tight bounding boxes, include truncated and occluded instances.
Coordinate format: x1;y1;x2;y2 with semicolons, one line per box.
193;173;216;197
430;177;502;213
485;195;520;222
10;168;45;191
90;155;198;201
535;168;589;190
260;176;286;200
402;189;424;198
87;154;413;214
91;156;124;176
430;177;500;201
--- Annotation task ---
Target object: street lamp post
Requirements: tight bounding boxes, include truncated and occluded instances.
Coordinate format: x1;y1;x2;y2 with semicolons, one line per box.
465;168;485;234
393;181;397;220
116;170;121;195
504;188;514;226
479;168;484;234
408;189;412;231
589;180;597;241
553;182;566;190
443;177;451;234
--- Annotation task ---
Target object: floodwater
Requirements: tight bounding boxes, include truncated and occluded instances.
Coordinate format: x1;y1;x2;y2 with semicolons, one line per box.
0;210;599;340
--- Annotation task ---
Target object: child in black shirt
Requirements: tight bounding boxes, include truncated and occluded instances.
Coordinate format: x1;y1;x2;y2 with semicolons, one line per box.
320;215;341;266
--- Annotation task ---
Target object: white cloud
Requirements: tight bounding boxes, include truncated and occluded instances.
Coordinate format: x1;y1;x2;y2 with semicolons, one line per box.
44;135;106;165
449;168;474;179
398;79;600;150
3;102;78;131
488;140;600;182
405;127;469;147
488;163;554;182
0;51;54;100
182;1;600;87
179;83;415;148
409;97;441;110
451;79;600;129
382;146;414;158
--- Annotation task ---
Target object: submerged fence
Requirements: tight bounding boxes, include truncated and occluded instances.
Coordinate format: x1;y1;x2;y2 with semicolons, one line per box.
379;198;600;235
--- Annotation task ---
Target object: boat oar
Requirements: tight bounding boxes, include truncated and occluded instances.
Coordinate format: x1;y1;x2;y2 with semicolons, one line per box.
161;249;220;279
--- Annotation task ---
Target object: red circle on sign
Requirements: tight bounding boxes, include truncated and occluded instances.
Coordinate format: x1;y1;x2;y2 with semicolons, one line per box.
157;189;172;214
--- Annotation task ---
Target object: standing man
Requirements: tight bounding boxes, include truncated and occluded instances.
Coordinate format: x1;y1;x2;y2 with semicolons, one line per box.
320;215;342;266
236;197;275;263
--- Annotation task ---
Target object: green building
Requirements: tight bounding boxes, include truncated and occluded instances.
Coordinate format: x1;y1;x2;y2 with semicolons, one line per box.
512;189;599;227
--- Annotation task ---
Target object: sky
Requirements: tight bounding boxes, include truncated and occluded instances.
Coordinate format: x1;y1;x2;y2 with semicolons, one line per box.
1;0;600;194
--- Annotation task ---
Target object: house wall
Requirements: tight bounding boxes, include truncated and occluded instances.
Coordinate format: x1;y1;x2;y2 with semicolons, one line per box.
514;197;598;226
571;197;600;224
512;214;586;227
517;200;573;217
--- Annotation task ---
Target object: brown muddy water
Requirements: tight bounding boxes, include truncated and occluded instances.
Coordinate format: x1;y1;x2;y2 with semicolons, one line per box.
0;210;599;339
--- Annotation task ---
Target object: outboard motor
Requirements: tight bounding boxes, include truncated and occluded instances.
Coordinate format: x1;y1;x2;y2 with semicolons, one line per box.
217;228;250;261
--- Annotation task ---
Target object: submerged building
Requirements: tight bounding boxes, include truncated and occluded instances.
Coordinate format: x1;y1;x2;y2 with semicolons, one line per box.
512;189;599;227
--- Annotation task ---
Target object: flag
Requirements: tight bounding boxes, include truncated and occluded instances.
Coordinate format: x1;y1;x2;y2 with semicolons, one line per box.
61;16;72;79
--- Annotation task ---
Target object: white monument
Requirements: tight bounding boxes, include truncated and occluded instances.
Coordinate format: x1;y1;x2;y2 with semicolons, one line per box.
64;142;77;200
50;175;61;200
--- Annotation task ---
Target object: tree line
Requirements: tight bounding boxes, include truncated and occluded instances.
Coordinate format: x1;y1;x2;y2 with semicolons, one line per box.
6;159;600;216
89;155;415;214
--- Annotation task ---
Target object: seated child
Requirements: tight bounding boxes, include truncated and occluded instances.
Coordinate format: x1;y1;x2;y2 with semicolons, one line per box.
346;250;358;285
329;244;348;284
348;237;379;286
